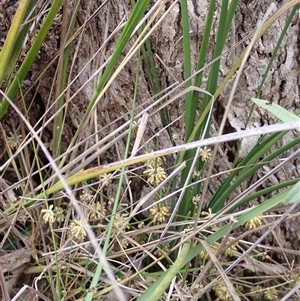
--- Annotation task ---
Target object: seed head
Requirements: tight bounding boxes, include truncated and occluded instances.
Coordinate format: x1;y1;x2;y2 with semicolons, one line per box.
41;205;55;224
70;219;87;239
150;205;169;223
199;147;212;161
245;214;262;230
143;165;166;186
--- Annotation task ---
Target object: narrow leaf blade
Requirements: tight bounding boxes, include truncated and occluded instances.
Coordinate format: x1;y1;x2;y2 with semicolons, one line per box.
252;98;300;122
283;181;300;204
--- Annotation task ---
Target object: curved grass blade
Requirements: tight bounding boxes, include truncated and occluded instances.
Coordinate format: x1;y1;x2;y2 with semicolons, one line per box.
0;0;37;86
284;180;300;204
252;98;300;122
137;240;191;301
0;0;64;119
143;188;293;298
210;133;300;212
0;0;33;84
78;0;151;127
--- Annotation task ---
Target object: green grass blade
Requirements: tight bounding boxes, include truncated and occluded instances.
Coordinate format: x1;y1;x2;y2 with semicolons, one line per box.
193;0;215;94
175;0;194;217
235;178;299;209
209;131;287;208
0;0;64;119
210;133;300;212
199;0;231;125
53;1;79;160
177;0;239;218
84;47;142;301
187;0;215;138
180;0;193;140
79;0;151;126
146;188;291;296
0;0;37;84
140;24;172;141
0;0;33;84
252;98;300;122
284;180;300;204
175;0;216;217
137;240;191;301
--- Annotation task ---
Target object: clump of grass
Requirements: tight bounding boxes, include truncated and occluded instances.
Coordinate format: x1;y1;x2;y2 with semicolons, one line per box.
0;1;300;301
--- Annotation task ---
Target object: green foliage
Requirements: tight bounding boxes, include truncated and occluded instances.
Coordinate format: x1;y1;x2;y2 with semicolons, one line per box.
0;0;64;118
252;98;300;122
1;0;300;300
137;240;191;301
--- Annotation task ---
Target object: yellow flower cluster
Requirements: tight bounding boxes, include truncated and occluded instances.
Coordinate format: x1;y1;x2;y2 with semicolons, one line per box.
79;190;93;203
41;204;65;224
154;244;170;257
89;202;107;220
99;173;112;187
41;205;86;240
150;204;169;223
70;219;87;239
143;156;166;186
114;213;129;230
245;214;262;230
199;146;212;162
213;280;234;301
41;205;56;224
264;287;278;300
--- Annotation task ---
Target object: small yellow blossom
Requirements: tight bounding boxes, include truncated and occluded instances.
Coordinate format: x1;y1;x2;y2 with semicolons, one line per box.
198;250;209;260
114;213;129;230
143;165;166;186
250;285;263;301
207;267;218;282
201;208;215;219
150;205;169;223
41;205;55;224
70;219;87;239
213;280;234;301
144;157;163;167
54;207;65;223
6;132;22;150
224;238;238;257
89;202;107;220
18;213;29;225
245;214;262;230
79;190;93;203
192;194;201;205
199;147;212;161
264;287;278;300
154;244;170;257
198;243;218;261
193;170;201;178
99;173;112;187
